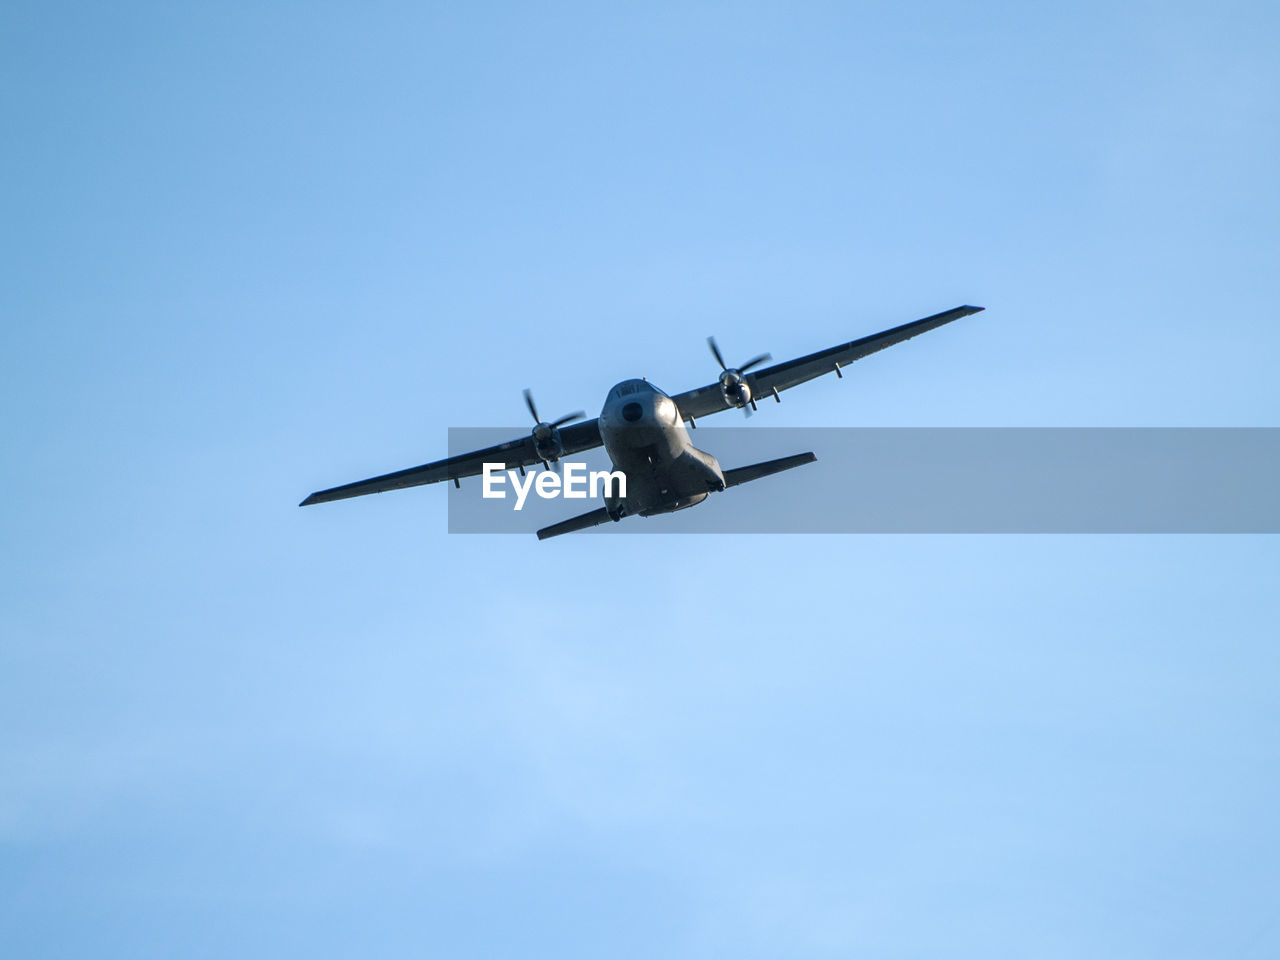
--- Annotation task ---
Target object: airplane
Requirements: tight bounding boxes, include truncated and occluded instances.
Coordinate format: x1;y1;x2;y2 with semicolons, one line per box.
300;304;983;539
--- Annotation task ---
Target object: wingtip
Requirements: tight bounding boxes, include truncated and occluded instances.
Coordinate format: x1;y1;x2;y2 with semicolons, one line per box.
299;494;319;507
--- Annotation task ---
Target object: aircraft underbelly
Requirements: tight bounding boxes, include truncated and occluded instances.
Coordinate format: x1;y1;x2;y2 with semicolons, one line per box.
601;420;723;516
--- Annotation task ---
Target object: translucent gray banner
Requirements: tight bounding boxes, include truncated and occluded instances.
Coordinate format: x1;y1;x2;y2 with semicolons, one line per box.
446;428;1280;534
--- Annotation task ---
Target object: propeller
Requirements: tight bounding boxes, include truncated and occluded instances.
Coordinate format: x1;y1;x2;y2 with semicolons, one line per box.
707;337;771;416
523;389;584;464
707;337;771;376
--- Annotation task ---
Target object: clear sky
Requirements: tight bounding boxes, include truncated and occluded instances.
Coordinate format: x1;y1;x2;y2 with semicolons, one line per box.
3;1;1278;957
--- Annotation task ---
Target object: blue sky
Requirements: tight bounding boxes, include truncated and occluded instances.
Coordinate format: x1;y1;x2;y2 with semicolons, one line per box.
3;2;1278;957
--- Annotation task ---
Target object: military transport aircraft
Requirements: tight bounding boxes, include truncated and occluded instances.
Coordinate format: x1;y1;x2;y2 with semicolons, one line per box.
300;304;983;539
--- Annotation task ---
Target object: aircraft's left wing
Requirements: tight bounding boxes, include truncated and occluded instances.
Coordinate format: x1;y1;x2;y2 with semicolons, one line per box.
299;419;603;506
672;305;983;421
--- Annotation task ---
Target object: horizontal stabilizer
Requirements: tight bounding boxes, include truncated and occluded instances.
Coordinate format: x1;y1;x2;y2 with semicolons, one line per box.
537;507;615;541
722;451;817;488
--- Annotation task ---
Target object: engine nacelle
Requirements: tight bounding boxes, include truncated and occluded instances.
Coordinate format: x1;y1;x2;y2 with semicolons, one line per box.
522;390;585;464
532;424;564;463
718;370;751;408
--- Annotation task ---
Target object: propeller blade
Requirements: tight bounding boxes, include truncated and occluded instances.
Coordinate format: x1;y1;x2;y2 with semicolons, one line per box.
742;404;753;419
739;353;772;373
522;388;540;424
707;336;727;371
549;411;585;429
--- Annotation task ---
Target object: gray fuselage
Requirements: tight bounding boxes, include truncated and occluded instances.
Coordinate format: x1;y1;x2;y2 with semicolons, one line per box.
597;379;724;519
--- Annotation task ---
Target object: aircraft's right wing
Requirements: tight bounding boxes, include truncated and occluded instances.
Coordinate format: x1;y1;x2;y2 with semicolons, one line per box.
672;305;983;421
299;419;603;506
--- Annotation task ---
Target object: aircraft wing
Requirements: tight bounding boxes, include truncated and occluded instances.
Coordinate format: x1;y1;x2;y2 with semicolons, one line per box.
299;419;603;506
670;305;983;421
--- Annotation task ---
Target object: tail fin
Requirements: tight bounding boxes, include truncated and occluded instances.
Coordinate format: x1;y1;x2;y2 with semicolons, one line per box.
536;453;816;539
537;507;615;540
722;452;817;488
